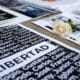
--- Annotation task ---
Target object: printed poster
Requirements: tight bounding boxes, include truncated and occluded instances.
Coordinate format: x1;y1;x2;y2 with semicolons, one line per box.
0;6;30;27
2;0;56;19
0;24;80;80
33;14;80;45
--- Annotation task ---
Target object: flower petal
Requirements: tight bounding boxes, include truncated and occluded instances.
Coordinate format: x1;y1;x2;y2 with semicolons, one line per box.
53;20;72;36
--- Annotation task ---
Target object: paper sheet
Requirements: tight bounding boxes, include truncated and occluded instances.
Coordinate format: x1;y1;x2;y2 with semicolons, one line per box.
60;3;80;23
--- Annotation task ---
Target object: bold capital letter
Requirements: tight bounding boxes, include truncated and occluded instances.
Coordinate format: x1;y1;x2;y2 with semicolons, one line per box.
4;61;15;68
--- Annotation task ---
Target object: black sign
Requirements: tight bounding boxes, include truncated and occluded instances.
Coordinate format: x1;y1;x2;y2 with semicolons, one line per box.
0;25;80;80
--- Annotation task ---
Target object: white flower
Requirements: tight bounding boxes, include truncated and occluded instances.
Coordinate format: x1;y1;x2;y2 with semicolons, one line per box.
53;20;72;36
